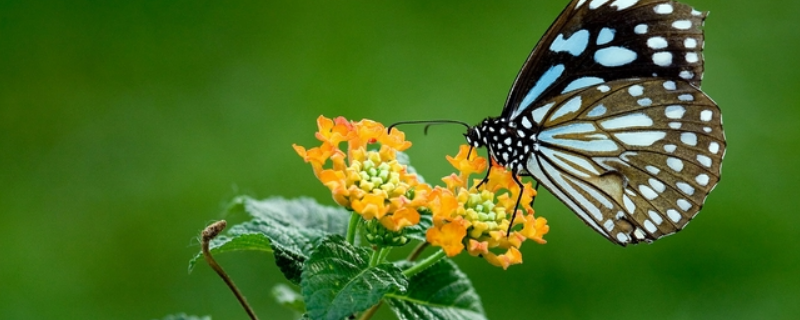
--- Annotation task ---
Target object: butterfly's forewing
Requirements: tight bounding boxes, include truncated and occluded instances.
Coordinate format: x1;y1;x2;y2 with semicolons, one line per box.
522;78;724;245
502;0;707;120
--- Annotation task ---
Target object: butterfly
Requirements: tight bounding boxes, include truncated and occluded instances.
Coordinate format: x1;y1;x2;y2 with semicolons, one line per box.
394;0;726;246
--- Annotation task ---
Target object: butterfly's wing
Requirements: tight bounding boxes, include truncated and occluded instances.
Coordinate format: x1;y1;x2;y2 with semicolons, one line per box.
522;78;724;245
502;0;708;120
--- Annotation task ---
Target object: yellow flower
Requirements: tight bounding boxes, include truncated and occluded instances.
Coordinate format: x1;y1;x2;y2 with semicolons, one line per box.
294;116;429;238
426;144;549;269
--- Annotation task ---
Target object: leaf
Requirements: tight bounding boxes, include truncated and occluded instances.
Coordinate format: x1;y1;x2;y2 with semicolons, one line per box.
188;233;272;273
301;235;407;320
386;259;486;320
272;283;305;313
188;197;352;283
155;314;211;320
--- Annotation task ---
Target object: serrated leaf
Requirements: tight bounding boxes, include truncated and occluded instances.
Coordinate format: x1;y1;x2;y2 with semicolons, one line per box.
386;259;486;320
188;233;272;272
301;235;408;320
273;283;306;313
155;314;211;320
189;197;352;283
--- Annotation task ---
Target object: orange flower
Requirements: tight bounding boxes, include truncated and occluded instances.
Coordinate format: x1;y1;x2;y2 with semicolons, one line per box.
294;116;430;241
426;145;549;268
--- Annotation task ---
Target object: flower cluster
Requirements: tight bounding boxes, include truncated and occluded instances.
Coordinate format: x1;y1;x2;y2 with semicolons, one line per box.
296;116;549;268
293;116;430;240
426;145;549;269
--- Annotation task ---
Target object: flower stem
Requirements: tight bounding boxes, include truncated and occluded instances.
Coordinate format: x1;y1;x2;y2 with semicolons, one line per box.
201;221;259;320
377;246;392;263
406;242;429;262
358;301;383;320
402;249;447;278
346;212;360;244
368;247;381;267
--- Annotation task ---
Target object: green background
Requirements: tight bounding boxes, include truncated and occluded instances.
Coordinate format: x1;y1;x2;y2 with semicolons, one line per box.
2;0;797;319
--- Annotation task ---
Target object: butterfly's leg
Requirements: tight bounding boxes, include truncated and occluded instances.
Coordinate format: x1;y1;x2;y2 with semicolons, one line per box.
475;165;492;189
505;173;526;235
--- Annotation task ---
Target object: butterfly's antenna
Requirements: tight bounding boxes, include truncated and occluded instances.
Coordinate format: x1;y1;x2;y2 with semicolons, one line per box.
387;120;471;134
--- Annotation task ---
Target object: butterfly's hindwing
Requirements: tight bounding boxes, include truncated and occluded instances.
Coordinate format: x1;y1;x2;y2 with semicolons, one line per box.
503;0;708;120
521;78;724;245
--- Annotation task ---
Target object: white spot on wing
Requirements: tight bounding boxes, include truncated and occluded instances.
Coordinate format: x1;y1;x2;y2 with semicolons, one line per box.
649;178;666;193
677;199;692;211
653;52;673;67
550;30;591;56
654;4;673;14
532;102;556;124
610;0;638;10
549;96;583;122
696;174;710;186
685;38;698;49
628;85;644;97
589;0;611;9
673;20;693;30
667;209;681;222
663;81;677;91
604;219;615;231
639;185;658;200
664;144;677;153
600;113;653;130
613;131;666;146
681;132;698;146
638;98;653;107
515;65;565;119
594;47;638;67
647;37;668;49
677;182;695;195
597;27;616;45
644;220;657;233
667;157;684;172
634;24;648;34
709;142;720;154
697;154;712;167
587;104;607;117
700;110;713;122
563;77;605;93
686;52;699;63
623;194;636;214
646;165;660;175
665;105;686;119
649;210;664;225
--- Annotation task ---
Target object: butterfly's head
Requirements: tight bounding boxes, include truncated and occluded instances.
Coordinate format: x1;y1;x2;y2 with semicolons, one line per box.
464;125;483;148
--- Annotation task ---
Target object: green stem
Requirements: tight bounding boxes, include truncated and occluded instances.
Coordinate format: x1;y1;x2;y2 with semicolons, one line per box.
368;247;381;267
402;249;447;278
346;212;360;244
377;247;392;263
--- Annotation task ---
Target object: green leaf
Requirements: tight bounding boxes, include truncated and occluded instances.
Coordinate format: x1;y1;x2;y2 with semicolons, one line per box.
301;235;408;320
386;259;486;320
155;314;211;320
272;283;305;313
188;233;272;273
188;197;351;283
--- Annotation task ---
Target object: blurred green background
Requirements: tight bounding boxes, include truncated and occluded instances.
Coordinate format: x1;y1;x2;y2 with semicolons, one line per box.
2;0;798;319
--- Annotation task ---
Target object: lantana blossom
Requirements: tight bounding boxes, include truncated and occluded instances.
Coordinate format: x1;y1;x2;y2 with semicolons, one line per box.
426;145;550;269
294;116;429;234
